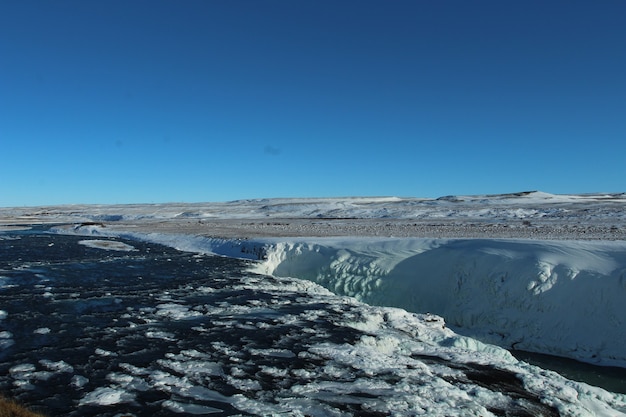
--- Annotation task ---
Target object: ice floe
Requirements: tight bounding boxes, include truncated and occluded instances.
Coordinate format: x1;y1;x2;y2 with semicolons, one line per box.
78;239;137;252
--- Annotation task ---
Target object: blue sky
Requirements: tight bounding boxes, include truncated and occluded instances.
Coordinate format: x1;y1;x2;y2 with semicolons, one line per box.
1;1;625;206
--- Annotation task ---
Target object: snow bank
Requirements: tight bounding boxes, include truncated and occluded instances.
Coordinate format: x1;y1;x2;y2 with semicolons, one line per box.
252;238;626;367
55;224;262;260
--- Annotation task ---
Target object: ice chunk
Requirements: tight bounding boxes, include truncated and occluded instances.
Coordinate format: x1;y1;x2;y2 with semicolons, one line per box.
145;330;176;340
0;330;15;350
156;302;202;320
71;375;89;389
162;400;224;414
9;363;36;390
39;359;74;373
78;239;137;252
248;348;296;358
33;327;51;334
158;358;223;378
9;363;36;375
79;387;135;406
95;348;117;357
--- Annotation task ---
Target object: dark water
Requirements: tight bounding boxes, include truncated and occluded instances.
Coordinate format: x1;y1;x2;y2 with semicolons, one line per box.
0;226;617;416
512;350;626;395
0;227;252;415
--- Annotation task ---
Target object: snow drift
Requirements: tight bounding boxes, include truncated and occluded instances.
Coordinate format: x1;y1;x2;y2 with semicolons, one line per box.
252;238;626;367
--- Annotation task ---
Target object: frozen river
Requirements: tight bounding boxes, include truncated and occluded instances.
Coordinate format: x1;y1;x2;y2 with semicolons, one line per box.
1;227;626;416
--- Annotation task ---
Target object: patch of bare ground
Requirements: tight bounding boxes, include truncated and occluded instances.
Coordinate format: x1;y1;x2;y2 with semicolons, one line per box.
100;218;626;240
0;398;45;417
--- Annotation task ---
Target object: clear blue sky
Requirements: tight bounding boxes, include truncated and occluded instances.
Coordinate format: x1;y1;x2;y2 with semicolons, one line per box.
1;1;625;206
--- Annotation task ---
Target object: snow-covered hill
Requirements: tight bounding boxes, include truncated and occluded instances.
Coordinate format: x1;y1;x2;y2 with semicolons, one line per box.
3;191;626;224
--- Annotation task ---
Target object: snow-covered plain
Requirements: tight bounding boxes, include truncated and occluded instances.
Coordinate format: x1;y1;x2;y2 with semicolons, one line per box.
2;191;626;415
3;191;626;240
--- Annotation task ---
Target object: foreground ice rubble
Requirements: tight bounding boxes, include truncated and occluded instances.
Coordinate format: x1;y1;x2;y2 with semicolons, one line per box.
75;285;626;417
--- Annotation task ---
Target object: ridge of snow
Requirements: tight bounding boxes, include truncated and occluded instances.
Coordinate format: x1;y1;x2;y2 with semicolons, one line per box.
251;237;626;367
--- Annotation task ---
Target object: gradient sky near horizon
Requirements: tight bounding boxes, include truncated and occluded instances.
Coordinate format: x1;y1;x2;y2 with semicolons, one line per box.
1;1;625;206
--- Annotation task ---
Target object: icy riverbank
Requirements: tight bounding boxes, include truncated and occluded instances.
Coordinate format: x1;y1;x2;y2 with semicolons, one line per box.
250;237;626;368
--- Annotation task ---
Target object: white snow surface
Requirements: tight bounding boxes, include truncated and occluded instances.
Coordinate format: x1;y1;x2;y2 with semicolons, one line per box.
251;238;626;367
